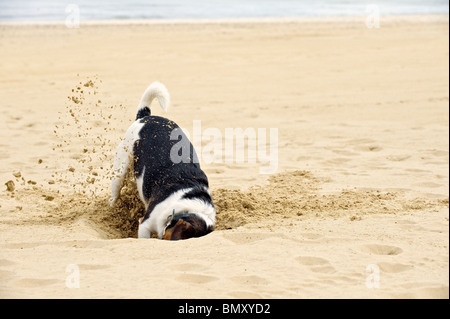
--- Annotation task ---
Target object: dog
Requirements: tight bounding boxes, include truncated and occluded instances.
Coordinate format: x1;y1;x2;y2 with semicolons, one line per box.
109;82;215;240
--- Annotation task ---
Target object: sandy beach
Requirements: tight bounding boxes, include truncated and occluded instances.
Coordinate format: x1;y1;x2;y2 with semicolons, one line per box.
0;15;448;298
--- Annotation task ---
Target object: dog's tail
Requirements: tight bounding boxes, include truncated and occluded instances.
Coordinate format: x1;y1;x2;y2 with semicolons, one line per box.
136;81;170;120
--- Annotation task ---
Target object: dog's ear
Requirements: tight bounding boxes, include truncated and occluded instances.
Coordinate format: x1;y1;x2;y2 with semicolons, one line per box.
163;219;195;240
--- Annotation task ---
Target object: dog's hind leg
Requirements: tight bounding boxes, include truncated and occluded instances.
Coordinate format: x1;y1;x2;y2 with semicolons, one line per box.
109;140;131;207
109;120;145;207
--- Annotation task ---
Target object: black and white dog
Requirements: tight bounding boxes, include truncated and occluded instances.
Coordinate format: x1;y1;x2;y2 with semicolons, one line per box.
109;82;215;240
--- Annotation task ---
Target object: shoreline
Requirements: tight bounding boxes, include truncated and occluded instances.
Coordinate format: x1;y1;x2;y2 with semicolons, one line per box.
0;13;448;27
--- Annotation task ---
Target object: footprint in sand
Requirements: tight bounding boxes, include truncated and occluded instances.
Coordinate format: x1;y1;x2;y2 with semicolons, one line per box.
0;259;16;284
386;155;411;161
331;149;358;157
14;278;59;288
412;182;443;188
169;263;208;272
222;232;286;245
358;244;403;256
229;275;269;286
228;291;262;298
0;151;9;160
393;286;449;298
429;150;448;157
170;263;218;285
0;269;15;283
349;138;382;153
78;263;110;271
377;262;413;273
295;256;336;274
300;233;324;240
175;273;218;284
322;157;352;165
0;258;15;267
395;219;427;231
296;256;329;266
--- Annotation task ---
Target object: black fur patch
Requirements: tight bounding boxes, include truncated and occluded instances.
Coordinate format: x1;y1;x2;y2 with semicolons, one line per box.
136;106;151;120
182;187;213;204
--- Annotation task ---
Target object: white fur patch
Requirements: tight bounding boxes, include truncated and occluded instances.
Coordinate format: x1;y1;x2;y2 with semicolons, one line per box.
138;188;216;239
109;120;145;207
135;166;148;210
138;81;170;112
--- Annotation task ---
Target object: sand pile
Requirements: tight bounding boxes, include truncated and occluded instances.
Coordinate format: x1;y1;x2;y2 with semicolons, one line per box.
7;166;447;239
214;171;448;229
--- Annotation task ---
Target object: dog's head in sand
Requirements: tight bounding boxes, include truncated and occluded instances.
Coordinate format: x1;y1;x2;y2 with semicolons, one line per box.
161;212;213;240
110;82;216;240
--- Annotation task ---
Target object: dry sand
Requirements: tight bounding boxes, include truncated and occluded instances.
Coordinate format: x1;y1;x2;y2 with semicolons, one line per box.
0;15;449;298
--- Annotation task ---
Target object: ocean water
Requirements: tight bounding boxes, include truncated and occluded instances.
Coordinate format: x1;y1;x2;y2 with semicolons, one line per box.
0;0;448;22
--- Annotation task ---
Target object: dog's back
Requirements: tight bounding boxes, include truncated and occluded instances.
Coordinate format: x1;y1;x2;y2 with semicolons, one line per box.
134;115;210;219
